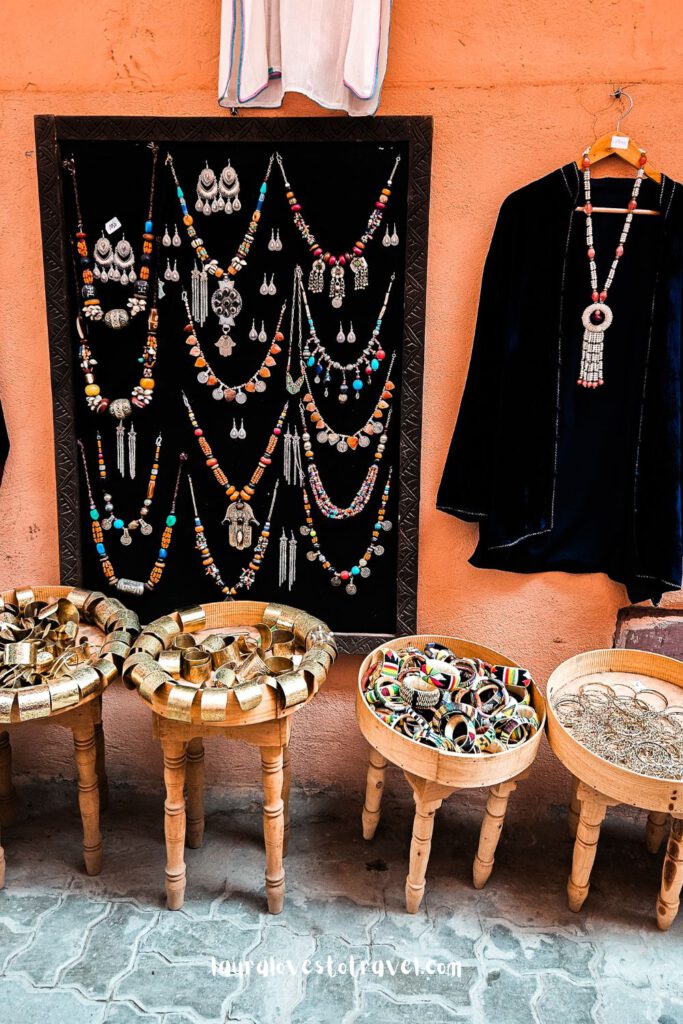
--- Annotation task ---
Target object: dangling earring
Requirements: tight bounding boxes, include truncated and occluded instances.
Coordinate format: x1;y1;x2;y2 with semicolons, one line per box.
336;322;346;343
258;321;267;344
268;273;276;296
219;159;240;214
238;419;246;440
274;229;283;252
230;419;239;440
93;233;114;282
164;258;173;281
196;162;218;216
113;235;136;286
283;426;303;486
128;422;137;480
347;321;356;344
191;263;208;325
382;224;391;248
268;229;277;252
249;319;258;341
172;224;181;247
390;223;399;246
171;260;180;283
162;225;172;247
279;528;298;591
260;274;269;296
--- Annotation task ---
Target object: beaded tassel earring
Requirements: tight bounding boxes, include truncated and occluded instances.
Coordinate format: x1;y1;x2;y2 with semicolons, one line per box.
191;263;208;326
283;426;304;486
113;236;136;286
128;422;137;479
278;529;298;590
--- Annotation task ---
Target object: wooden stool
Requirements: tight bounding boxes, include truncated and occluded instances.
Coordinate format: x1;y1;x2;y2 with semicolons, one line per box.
547;648;683;931
0;585;137;887
124;600;334;914
357;634;545;913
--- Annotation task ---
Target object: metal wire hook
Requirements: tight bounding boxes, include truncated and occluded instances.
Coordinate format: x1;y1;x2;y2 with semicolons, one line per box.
611;87;634;134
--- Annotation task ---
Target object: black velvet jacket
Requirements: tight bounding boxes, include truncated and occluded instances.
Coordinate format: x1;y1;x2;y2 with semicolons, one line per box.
437;163;683;603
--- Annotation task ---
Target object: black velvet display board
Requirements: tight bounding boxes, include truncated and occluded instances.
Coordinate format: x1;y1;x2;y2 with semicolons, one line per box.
35;116;432;653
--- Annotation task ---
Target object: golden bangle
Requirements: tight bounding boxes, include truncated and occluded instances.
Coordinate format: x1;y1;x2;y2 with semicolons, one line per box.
138;669;170;703
13;587;36;611
66;587;91;611
0;690;15;723
158;650;182;677
175;605;206;632
4;642;37;666
200;687;229;721
133;634;164;659
48;677;81;711
233;679;263;711
270;630;295;658
82;590;107;619
92;658;118;688
146;616;182;648
166;683;198;721
172;632;197;651
265;656;294;676
238;651;269;682
70;664;104;698
273;668;309;708
299;657;327;690
16;686;51;720
214;665;238;689
181;648;212;684
122;651;159;689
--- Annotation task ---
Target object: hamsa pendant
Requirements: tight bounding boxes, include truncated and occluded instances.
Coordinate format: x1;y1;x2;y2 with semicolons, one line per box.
223;500;259;550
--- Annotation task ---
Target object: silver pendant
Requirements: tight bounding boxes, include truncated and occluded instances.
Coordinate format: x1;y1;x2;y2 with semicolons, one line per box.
120;528;132;547
139;520;153;536
306;549;318;562
115;578;145;596
104;308;130;330
215;332;236;357
345;582;357;596
223;500;258;550
211;279;243;327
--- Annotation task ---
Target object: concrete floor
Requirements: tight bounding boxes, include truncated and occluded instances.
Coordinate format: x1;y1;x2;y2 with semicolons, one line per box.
0;773;681;1024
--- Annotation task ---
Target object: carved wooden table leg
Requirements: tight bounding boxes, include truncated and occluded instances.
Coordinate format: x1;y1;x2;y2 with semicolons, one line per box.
656;816;683;931
185;737;205;850
568;775;580;839
94;700;108;812
646;811;670;855
362;745;388;841
405;790;443;914
162;738;188;910
0;731;17;827
473;778;519;889
261;745;285;915
282;744;291;859
567;784;615;912
72;720;103;876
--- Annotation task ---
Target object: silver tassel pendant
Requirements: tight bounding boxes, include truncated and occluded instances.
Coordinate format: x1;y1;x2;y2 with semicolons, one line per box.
309;259;325;294
191;264;209;326
128;422;137;479
116;421;125;477
330;264;345;309
578;302;612;389
279;528;288;588
288;531;297;590
283;426;292;484
292;428;304;486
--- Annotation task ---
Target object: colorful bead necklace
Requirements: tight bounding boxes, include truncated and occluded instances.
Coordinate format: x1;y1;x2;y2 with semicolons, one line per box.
276;152;401;307
166;151;275;347
300;468;393;596
301;351;397;452
577;147;646;388
78;440;186;598
187;474;278;597
182;391;288;549
299;269;394;402
299;404;392;519
94;431;162;545
64;144;158;329
181;290;285;405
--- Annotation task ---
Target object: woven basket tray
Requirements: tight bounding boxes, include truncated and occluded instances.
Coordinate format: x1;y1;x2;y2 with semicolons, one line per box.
357;633;546;789
547;648;683;812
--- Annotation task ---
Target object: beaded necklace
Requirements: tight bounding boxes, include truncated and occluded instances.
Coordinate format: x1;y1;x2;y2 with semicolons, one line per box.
187;474;278;597
95;431;162;545
78;440;186;598
577;147;646;388
276;152;401;307
299;404;392;519
181;291;285;405
64;144;158;329
182;391;288;549
299;269;393;402
301;351;397;452
166;151;275;347
300;468;393;596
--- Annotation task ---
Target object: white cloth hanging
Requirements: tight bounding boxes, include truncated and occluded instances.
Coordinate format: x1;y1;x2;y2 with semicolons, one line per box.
218;0;392;116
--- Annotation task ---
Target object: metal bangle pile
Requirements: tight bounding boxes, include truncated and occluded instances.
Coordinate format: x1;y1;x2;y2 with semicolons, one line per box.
553;680;683;780
123;602;336;723
0;587;140;723
362;642;540;754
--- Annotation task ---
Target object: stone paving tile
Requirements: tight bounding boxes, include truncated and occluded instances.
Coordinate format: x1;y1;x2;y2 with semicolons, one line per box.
290;935;368;1024
474;965;538;1024
61;901;158;1000
365;941;475;1010
101;1001;162;1023
350;988;469;1022
5;892;106;985
0;891;61;930
480;921;596;978
227;922;317;1024
0;975;102;1023
114;950;241;1021
533;974;597;1024
283;894;381;945
658;999;683;1024
141;912;261;962
594;978;663;1024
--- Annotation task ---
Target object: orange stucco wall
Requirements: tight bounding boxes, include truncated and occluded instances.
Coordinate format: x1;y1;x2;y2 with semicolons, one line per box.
1;0;681;803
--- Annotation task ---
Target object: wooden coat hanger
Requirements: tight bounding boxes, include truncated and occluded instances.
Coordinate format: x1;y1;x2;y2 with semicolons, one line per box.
575;89;661;217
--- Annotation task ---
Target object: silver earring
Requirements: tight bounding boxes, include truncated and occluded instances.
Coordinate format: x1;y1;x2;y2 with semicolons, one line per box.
249;319;258;341
164;258;173;281
336;322;346;343
258;321;267;344
230;419;239;440
171;260;180;283
93;233;114;281
268;229;277;252
219;159;240;214
268;273;276;296
274;229;283;252
113;235;136;286
278;528;298;590
162;225;172;247
382;224;391;248
390;223;399;246
172;224;181;247
191;263;208;326
260;274;269;296
347;321;356;344
196;162;218;215
238;419;246;440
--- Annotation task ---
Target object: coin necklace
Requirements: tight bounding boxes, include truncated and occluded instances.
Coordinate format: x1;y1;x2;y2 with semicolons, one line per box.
93;431;163;545
276;151;401;307
78;440;186;598
577;147;646;388
166;151;275;350
299;269;394;402
302;351;397;452
182;391;288;549
299;404;392;519
187;474;279;597
64;144;158;329
181;290;285;405
300;468;393;595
